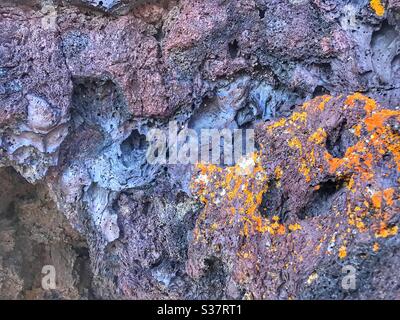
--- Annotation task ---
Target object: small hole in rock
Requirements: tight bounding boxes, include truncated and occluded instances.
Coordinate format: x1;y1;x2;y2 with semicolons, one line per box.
258;8;266;19
228;40;239;59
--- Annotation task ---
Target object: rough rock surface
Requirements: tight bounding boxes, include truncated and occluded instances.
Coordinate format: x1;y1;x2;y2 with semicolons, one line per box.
0;0;399;299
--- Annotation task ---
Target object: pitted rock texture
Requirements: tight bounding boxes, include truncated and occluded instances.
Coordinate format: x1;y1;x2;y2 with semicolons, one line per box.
0;0;400;299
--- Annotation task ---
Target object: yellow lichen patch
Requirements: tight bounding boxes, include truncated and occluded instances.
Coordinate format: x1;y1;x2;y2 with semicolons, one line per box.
303;95;332;112
274;166;283;180
297;94;399;255
353;123;362;137
347;176;355;193
237;251;253;259
288;223;302;232
338;246;347;259
191;152;288;238
288;136;303;154
275;94;398;247
294;95;399;254
317;95;332;111
308;128;327;145
277;224;286;235
370;0;385;16
274;166;283;187
210;223;219;231
299;158;311;182
268;118;286;133
290;112;307;124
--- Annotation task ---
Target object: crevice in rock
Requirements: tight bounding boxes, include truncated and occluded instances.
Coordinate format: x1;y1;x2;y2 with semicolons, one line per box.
120;129;149;167
326;119;357;158
258;7;266;19
195;257;227;299
298;179;345;220
228;39;239;59
312;85;331;98
258;184;288;222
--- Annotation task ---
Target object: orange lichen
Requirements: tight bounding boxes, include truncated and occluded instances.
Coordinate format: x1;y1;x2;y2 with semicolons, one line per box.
274;166;283;180
371;191;383;209
383;188;395;206
370;188;395;209
373;242;380;252
286;94;398;245
370;0;385;16
375;224;398;239
364;110;400;132
301;94;398;254
324;105;400;184
338;246;347;259
324;152;342;173
345;92;377;114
